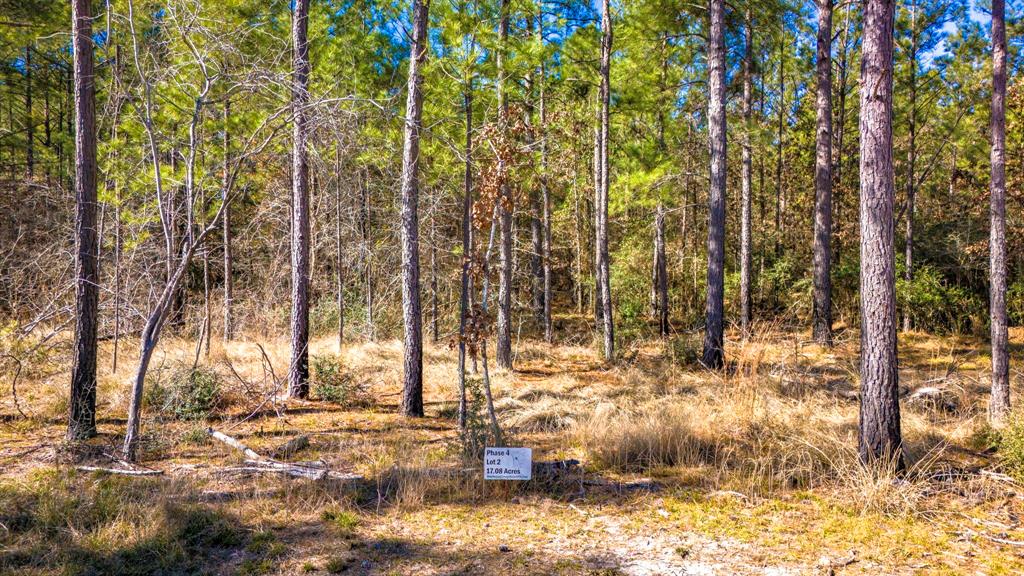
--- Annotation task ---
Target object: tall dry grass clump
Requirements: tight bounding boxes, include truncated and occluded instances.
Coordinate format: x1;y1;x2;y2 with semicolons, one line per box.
575;400;717;472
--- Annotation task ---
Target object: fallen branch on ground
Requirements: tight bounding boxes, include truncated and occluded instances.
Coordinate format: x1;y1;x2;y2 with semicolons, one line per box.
76;466;164;476
980;469;1020;486
207;427;360;481
960;526;1024;547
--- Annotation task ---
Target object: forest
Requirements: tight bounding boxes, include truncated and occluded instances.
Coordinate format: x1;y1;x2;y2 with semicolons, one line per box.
2;0;1024;573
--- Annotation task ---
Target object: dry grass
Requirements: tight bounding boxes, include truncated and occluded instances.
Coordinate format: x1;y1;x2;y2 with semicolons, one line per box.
3;324;1024;574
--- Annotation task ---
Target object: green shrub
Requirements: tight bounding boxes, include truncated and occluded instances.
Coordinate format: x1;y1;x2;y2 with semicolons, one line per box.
896;263;982;333
311;355;363;405
998;414;1024;482
668;333;701;367
1007;278;1024;326
321;509;360;536
310;299;341;336
148;365;223;420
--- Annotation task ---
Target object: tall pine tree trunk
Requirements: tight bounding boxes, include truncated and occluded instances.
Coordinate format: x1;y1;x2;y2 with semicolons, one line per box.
496;0;513;370
597;0;614;362
458;84;473;431
989;0;1010;423
288;0;312;398
25;46;34;178
539;19;552;343
739;8;753;338
775;29;785;258
223;100;233;342
858;0;903;469
903;6;918;333
833;4;852;270
812;0;833;346
654;204;668;337
68;0;99;440
400;0;430;417
592;122;602;324
336;145;345;351
701;0;727;369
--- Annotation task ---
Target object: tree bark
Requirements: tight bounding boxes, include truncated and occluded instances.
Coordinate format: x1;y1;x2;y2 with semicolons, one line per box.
739;8;753;338
597;0;614;362
362;169;374;341
903;4;918;333
400;0;430;417
593;122;603;325
833;4;852;270
702;0;727;369
336;145;345;351
654;204;668;337
25;45;34;178
125;237;213;460
529;41;544;326
430;213;439;343
223;100;233;342
858;0;903;469
68;0;99;440
458;84;473;431
112;44;123;373
812;0;834;346
775;28;785;258
496;0;513;370
540;21;552;343
990;0;1010;423
288;0;312;399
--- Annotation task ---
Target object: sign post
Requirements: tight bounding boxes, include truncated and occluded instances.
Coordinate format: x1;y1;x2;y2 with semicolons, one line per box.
483;447;532;480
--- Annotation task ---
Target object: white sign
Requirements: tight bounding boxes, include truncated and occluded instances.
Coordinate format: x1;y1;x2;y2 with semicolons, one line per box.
484;447;532;480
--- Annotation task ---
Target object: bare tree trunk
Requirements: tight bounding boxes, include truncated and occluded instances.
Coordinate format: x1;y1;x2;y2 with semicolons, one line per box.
362;169;374;341
25;46;34;178
775;29;785;258
496;0;513;370
111;45;123;373
903;5;918;333
529;33;544;326
574;172;583;315
400;0;430;417
833;4;852;270
739;8;753;338
990;0;1010;424
458;84;473;431
812;0;834;346
201;193;211;358
336;145;345;351
223;100;233;342
654;204;668;337
540;29;552;343
288;0;312;398
597;0;614;362
858;0;903;469
592;122;603;325
430;213;439;343
480;205;506;444
125;239;205;460
68;0;99;440
702;0;727;369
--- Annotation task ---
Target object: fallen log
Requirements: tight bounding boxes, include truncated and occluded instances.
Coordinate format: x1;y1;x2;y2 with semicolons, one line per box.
207;427;360;481
77;466;164;476
271;435;310;459
207;428;265;461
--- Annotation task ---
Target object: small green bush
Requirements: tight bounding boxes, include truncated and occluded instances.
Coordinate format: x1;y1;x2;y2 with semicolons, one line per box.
148;365;223;420
896;262;982;333
311;355;362;405
997;414;1024;481
321;508;360;536
668;333;701;367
